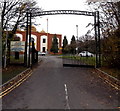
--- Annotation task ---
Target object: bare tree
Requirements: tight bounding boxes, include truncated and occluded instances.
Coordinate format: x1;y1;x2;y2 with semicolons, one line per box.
86;1;120;37
1;0;42;33
86;1;120;68
78;35;95;53
1;0;42;68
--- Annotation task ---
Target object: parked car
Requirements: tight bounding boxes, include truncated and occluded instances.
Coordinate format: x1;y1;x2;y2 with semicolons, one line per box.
38;52;46;56
79;51;94;57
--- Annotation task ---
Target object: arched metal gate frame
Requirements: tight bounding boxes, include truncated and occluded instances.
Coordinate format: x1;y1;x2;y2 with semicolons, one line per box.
25;10;101;68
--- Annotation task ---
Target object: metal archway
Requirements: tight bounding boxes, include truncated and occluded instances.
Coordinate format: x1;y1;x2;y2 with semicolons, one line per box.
25;10;101;68
32;10;94;17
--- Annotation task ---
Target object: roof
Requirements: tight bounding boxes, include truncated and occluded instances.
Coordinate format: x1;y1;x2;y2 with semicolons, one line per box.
40;29;46;33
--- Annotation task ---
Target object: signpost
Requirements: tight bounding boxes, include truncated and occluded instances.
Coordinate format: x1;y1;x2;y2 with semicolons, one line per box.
11;41;25;52
10;41;25;62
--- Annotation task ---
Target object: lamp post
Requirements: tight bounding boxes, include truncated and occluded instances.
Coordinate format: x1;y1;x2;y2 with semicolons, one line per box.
76;25;78;41
76;25;78;54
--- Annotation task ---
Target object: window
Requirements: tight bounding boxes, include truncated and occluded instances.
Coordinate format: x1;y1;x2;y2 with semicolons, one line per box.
42;47;46;52
43;38;46;43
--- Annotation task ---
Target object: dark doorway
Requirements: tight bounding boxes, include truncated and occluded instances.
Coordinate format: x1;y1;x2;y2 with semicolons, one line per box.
42;47;46;52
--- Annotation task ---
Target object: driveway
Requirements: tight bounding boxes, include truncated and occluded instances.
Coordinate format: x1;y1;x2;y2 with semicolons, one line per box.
2;56;119;109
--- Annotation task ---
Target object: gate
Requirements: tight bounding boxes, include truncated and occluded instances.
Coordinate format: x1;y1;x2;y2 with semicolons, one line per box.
26;10;101;68
62;53;96;68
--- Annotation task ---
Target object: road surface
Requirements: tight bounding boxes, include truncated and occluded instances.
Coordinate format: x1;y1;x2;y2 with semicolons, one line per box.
2;56;119;110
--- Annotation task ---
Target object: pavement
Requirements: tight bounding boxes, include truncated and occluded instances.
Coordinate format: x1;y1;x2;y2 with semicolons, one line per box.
2;56;120;110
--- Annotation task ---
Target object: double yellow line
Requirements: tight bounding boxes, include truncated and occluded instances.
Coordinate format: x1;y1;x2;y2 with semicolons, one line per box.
0;70;32;98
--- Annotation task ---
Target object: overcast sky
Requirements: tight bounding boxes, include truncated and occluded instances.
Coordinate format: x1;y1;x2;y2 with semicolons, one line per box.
34;0;94;43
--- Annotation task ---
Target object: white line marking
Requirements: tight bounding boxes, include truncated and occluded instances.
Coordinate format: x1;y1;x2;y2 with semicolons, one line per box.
64;84;70;110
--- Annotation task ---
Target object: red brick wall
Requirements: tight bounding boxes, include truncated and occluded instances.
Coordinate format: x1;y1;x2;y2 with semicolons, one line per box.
16;31;62;54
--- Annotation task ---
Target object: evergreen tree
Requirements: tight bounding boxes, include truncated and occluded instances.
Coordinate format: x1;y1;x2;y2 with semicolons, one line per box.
70;35;76;54
50;34;58;54
62;36;68;54
71;35;76;44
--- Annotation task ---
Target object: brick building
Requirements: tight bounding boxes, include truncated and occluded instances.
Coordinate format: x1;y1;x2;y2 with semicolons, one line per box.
16;26;62;54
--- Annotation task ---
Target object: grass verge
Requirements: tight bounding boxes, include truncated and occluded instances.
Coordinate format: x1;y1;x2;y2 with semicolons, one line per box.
2;65;27;84
99;67;120;80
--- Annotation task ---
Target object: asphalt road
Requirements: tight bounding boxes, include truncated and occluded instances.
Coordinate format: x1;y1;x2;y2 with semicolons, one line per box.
2;56;119;110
